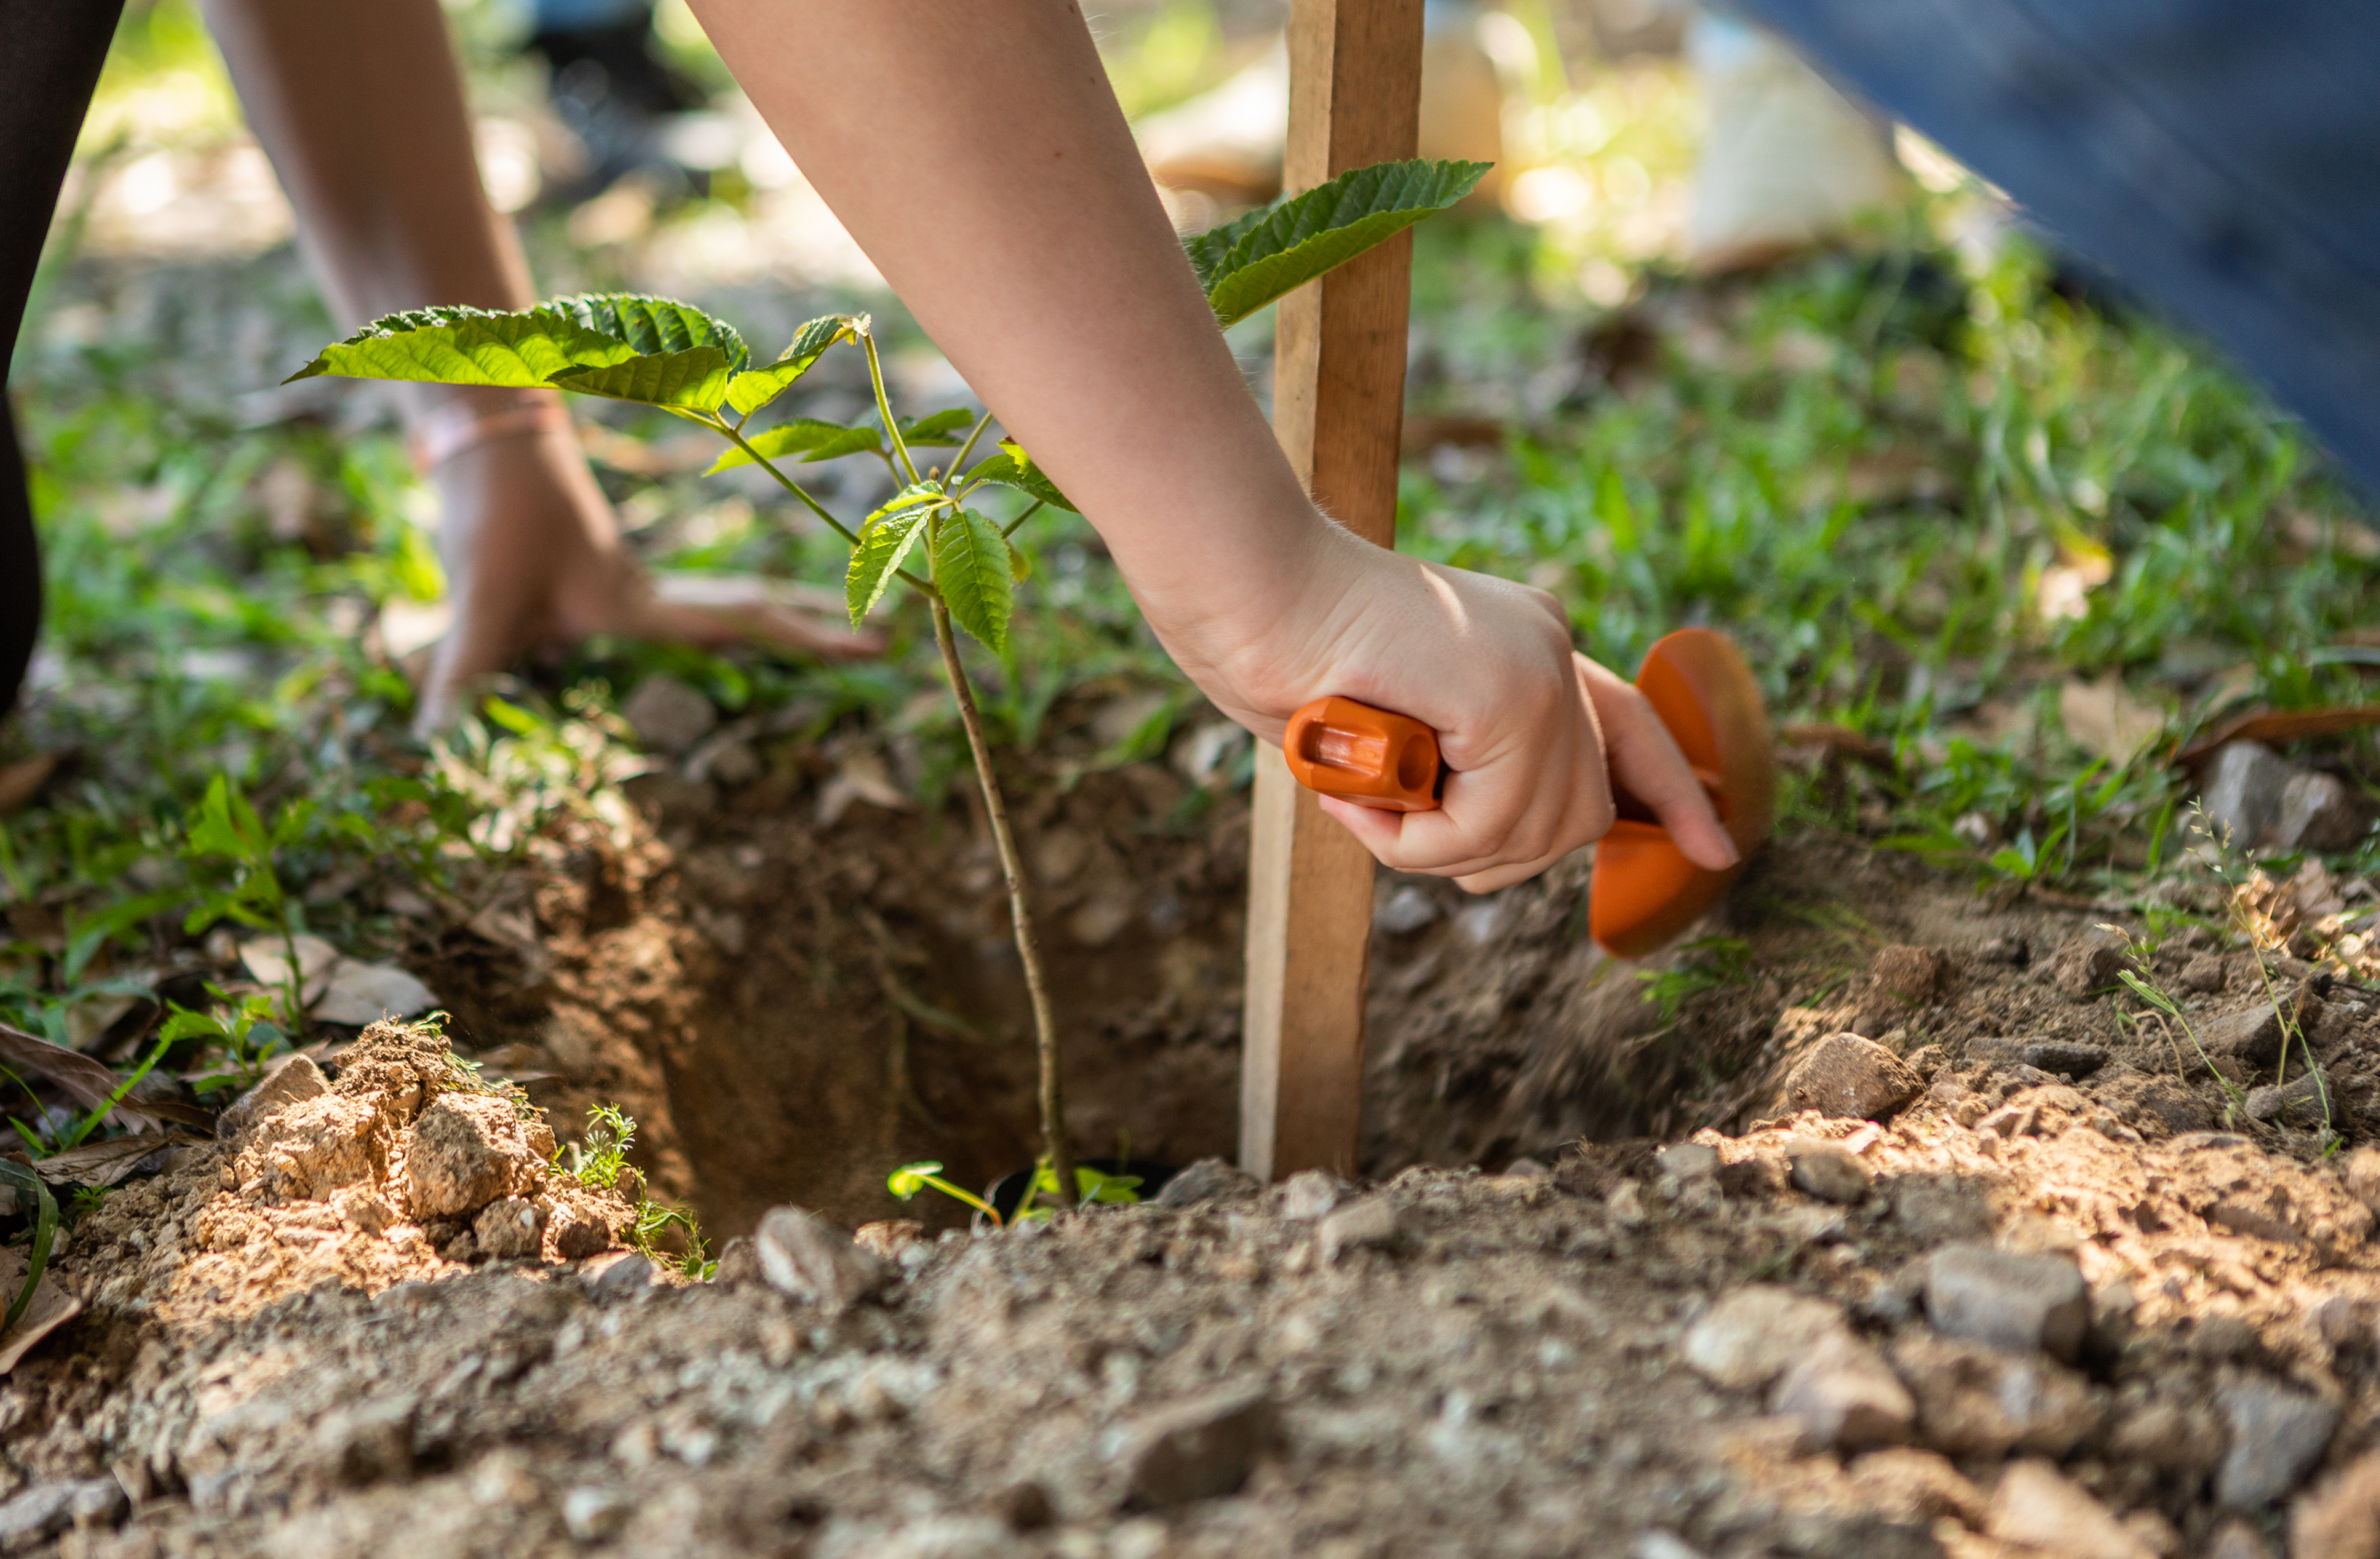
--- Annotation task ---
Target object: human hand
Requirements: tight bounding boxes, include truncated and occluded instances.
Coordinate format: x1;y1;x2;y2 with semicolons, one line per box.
414;417;882;732
1144;521;1739;893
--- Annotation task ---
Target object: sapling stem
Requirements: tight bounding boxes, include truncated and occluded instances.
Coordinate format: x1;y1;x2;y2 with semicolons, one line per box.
929;598;1074;1205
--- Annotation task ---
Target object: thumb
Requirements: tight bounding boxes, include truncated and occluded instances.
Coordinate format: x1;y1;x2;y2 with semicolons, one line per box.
1580;655;1740;872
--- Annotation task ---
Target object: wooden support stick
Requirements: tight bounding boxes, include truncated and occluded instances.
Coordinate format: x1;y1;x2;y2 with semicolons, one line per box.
1240;0;1425;1183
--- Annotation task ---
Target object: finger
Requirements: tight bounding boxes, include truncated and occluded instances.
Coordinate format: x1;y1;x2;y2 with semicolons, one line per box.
1579;658;1739;871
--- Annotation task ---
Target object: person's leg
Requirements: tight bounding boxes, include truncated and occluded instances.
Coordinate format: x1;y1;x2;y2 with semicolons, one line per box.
1743;0;2380;492
200;0;876;731
0;0;127;721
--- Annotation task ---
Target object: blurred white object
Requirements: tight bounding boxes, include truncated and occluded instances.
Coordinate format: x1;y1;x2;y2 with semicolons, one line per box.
1139;2;1525;214
1684;13;1907;272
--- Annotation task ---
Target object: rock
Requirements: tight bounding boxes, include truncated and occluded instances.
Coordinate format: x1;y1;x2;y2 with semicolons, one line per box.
1779;1034;1924;1120
2211;1519;2279;1559
1316;1197;1404;1262
755;1205;892;1315
551;1203;617;1261
2217;1379;2338;1507
473;1196;545;1261
1889;1331;2101;1457
2201;1001;2291;1067
1985;1460;2154;1559
621;673;716;754
2179;952;2230;993
1681;1285;1847;1389
2290;1452;2380;1559
2279;770;2376;852
1869;945;1948;1002
1845;1448;1984;1525
303;1397;415;1487
1279;1170;1346;1221
1605;1180;1649;1229
1769;1330;1913;1451
1926;1244;2089;1361
238;1094;391;1204
1374;885;1439;935
2203;742;2297;849
711;1237;761;1285
67;1479;124;1527
1655;1143;1721;1181
331;1185;397;1236
0;1480;117;1553
1978;934;2031;967
216;1053;330;1137
1120;1386;1275;1507
2347;1147;2380;1216
2048;928;2137;998
2246;1070;2331;1126
1153;1159;1260;1208
562;1486;629;1542
2108;1401;2224;1475
2022;1041;2108;1077
1890;1176;1994;1245
404;1093;534;1220
1786;1140;1871;1204
591;1254;654;1295
854;1220;926;1261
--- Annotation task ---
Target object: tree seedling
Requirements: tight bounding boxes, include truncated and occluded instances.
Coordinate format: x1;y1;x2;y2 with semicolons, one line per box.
290;157;1486;1203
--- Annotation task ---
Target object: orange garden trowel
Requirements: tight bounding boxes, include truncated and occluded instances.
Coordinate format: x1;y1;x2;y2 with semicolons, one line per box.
1283;628;1775;959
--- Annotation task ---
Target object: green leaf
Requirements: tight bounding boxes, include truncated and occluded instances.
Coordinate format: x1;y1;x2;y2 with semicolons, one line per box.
1007;536;1032;583
887;1160;944;1198
931;509;1015;654
0;1159;56;1335
845;506;935;625
1184;158;1490;328
898;409;974;447
964;441;1078;513
551;293;748;367
63;891;180;984
549;347;737;410
706;420;883;474
285;303;637;387
723;313;859;416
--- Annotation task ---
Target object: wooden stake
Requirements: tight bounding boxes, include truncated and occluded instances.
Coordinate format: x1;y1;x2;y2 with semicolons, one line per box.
1240;0;1424;1183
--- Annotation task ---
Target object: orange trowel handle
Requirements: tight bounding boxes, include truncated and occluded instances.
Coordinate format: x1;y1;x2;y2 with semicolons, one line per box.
1282;696;1445;813
1281;694;1675;817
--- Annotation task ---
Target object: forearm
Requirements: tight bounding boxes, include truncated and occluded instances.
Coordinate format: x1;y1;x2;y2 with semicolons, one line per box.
688;0;1330;636
204;0;538;420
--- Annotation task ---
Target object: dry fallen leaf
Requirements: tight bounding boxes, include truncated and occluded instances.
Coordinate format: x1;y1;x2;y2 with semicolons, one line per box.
239;935;341;1008
35;1130;202;1188
0;1248;82;1375
2174;705;2380;771
0;754;59;818
312;960;437;1027
0;1023;163;1134
2059;674;2165;767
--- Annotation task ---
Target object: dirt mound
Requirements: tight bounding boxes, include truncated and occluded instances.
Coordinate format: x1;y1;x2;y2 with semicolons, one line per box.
54;1021;638;1332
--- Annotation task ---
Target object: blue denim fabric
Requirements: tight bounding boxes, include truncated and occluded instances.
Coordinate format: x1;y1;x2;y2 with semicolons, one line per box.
1743;0;2380;494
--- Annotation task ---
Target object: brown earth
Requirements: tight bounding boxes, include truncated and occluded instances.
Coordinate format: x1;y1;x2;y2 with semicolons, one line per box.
11;757;2380;1557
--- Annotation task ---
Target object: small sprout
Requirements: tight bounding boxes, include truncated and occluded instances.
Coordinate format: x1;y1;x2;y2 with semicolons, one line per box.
889;1160;1002;1226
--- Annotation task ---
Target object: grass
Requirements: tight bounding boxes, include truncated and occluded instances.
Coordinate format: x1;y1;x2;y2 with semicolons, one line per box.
2;7;2378;1167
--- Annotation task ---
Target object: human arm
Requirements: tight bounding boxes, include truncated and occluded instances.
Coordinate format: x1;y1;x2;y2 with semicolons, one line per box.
688;0;1733;888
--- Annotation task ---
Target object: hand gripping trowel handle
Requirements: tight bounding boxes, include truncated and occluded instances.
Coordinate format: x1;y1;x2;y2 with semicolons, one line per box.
1280;629;1776;959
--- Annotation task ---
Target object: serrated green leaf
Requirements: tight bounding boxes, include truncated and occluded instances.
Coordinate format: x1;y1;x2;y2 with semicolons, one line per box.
551;293;748;367
963;441;1078;513
846;507;934;625
899;408;974;447
931;509;1014;654
1184;158;1490;328
706;420;884;474
549;347;737;410
723;313;859;416
1007;537;1032;583
285;303;638;387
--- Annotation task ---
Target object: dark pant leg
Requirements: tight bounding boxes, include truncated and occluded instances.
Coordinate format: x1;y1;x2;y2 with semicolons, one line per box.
1;1;127;718
1742;0;2380;495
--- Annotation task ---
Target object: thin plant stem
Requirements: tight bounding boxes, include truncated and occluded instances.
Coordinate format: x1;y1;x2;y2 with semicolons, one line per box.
928;599;1073;1206
1001;499;1048;539
860;330;924;486
947;408;996;476
706;416;935;594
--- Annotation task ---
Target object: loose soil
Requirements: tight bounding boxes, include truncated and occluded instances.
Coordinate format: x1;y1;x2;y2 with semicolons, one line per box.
10;757;2380;1558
